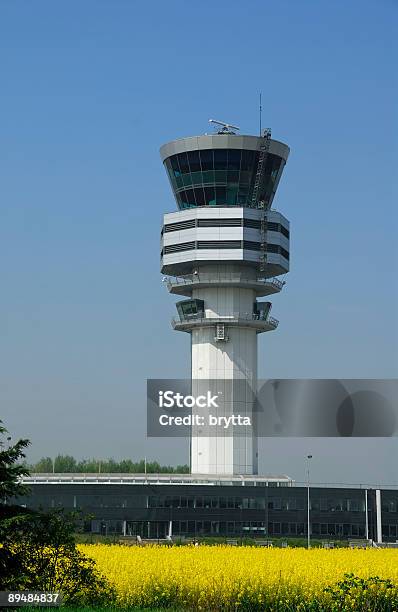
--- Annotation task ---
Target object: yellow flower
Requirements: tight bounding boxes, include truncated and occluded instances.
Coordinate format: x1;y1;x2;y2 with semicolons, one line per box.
78;544;398;609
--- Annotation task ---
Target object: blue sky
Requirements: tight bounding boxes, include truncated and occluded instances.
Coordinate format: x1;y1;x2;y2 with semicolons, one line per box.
1;0;397;483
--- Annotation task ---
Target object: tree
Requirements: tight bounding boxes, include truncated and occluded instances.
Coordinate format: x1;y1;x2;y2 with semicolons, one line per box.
0;510;116;605
29;454;190;473
0;421;115;606
54;454;77;473
0;420;30;502
33;456;53;472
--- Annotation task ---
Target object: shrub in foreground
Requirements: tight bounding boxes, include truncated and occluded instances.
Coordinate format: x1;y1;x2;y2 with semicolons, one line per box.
0;511;116;606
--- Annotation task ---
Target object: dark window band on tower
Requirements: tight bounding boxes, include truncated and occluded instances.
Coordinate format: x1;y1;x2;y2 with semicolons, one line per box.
163;241;195;254
197;218;242;227
162;239;289;259
280;225;290;239
197;241;241;249
164;220;196;232
244;218;260;229
243;241;261;251
280;246;289;260
244;219;289;238
244;242;290;260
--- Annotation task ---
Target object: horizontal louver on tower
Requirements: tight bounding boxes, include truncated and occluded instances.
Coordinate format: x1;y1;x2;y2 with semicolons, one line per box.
163;217;289;236
243;241;261;251
164;220;196;232
197;240;241;249
163;241;196;254
197;218;242;227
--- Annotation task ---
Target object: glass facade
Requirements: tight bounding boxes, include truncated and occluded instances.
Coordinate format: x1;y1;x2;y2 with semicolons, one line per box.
118;520;371;538
16;485;398;541
147;495;369;512
164;149;284;209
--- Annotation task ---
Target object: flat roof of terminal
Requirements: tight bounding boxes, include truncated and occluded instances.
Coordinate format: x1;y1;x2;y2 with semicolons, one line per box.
22;474;398;490
23;473;294;486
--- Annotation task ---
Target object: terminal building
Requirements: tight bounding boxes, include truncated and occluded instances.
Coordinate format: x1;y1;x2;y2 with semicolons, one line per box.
17;474;398;544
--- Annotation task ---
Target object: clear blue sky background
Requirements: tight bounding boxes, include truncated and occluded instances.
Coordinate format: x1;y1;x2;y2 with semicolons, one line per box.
1;0;397;483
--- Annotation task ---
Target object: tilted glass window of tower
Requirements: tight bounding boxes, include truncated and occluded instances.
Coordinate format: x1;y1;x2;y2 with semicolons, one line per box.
164;149;283;209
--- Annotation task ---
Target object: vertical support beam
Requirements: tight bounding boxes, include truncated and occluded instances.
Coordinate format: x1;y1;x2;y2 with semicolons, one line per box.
376;489;382;543
168;520;173;538
307;482;310;548
123;520;127;537
365;489;369;541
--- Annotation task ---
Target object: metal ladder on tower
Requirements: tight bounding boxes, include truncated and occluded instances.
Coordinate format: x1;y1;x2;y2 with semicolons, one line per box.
259;201;267;274
251;128;272;274
251;128;271;209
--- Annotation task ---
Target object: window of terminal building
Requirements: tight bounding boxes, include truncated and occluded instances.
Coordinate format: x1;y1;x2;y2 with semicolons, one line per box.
195;496;203;508
311;499;320;511
204;496;212;509
382;499;398;513
327;499;344;512
347;499;365;512
281;498;296;511
268;497;281;510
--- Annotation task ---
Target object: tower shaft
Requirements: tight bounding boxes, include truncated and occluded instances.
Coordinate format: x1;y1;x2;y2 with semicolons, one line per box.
190;264;257;474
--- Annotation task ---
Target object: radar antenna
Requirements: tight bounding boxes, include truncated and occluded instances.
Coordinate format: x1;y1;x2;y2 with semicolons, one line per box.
209;119;240;135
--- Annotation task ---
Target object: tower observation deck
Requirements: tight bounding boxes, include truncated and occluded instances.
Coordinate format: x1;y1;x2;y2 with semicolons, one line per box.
160;128;290;476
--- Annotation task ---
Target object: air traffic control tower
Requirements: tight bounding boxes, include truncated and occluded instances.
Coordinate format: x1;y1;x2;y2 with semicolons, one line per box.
160;121;290;475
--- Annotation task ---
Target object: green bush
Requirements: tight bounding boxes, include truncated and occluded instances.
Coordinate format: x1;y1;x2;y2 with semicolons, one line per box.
0;510;116;606
323;573;398;611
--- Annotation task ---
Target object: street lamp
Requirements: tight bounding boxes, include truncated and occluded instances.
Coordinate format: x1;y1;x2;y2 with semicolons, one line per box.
306;455;313;549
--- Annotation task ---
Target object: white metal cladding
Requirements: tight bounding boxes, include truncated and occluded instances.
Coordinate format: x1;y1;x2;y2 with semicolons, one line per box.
160;208;289;276
159;134;290;163
162;207;289;226
162;227;289;248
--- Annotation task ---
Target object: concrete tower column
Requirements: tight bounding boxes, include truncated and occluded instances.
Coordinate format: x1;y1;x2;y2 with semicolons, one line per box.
190;264;257;474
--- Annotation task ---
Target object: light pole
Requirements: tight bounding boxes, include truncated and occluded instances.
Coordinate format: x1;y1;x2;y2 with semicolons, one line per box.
306;455;312;549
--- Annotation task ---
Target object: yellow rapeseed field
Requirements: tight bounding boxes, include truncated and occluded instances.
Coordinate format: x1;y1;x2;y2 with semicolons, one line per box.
80;544;398;610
